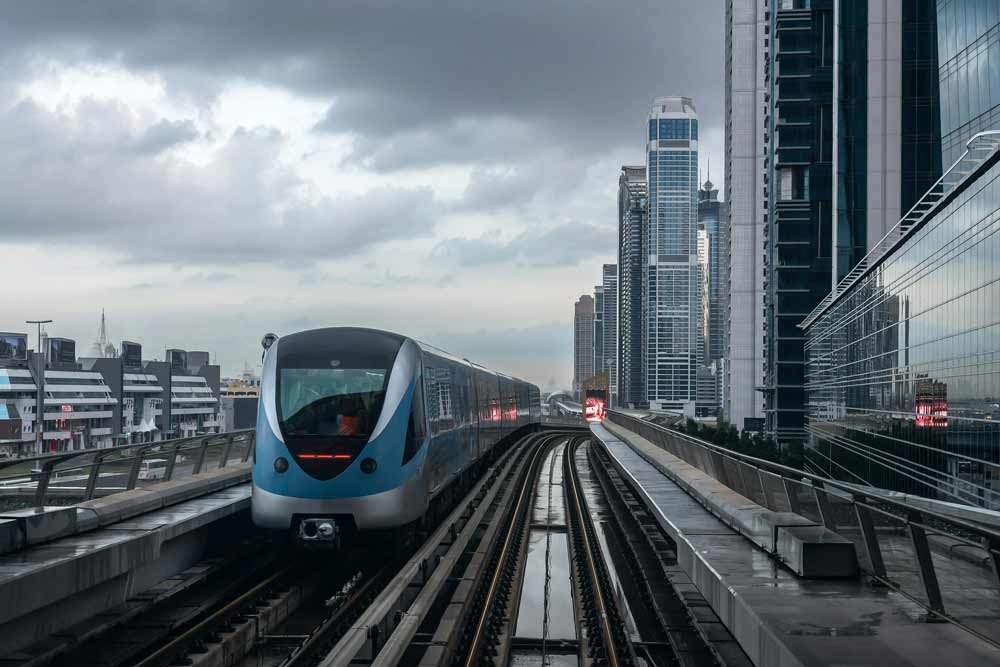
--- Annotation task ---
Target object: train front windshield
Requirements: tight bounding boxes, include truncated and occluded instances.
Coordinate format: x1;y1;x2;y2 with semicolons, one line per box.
273;329;403;477
280;368;387;439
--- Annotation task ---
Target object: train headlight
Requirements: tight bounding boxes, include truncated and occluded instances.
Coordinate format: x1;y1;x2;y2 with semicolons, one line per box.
360;457;377;474
274;456;289;473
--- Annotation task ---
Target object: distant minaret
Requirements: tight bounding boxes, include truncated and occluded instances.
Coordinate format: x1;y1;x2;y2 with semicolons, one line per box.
91;309;115;358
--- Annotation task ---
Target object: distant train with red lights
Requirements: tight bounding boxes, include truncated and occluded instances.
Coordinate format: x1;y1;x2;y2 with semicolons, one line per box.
252;327;541;543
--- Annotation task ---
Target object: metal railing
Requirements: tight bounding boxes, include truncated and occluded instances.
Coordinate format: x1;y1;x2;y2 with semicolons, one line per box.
0;430;255;508
605;410;1000;634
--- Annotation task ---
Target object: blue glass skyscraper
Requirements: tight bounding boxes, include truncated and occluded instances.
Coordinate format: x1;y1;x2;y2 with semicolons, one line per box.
646;97;700;414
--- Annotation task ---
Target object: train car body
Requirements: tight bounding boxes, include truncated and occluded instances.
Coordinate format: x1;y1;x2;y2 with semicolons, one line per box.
252;327;540;541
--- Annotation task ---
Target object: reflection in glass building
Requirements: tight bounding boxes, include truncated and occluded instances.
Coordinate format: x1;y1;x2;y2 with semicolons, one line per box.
938;0;1000;165
803;134;1000;509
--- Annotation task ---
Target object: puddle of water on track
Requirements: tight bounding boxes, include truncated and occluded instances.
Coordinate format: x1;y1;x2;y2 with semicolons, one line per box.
515;530;577;640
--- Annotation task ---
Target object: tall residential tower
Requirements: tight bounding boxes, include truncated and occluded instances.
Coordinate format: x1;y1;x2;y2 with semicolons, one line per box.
646;96;700;414
724;1;768;429
573;294;596;400
601;264;618;405
617;166;647;408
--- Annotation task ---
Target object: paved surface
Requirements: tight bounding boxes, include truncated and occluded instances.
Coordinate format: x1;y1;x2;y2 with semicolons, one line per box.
593;421;1000;667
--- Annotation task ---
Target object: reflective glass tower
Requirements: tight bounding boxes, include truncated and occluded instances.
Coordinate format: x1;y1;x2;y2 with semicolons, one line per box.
646;97;700;414
617;166;647;408
698;179;727;365
767;0;833;441
573;295;595;400
601;264;618;405
938;0;1000;165
593;285;604;380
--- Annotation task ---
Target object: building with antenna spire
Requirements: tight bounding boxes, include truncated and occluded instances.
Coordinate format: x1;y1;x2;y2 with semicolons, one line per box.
90;309;116;358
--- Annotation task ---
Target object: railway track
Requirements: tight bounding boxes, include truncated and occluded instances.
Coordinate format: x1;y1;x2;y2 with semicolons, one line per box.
26;428;751;667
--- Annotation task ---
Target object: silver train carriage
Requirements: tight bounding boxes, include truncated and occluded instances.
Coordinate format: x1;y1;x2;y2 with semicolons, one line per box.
252;327;541;542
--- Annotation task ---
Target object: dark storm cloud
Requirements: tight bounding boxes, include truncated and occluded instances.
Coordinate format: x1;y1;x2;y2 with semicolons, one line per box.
0;1;724;171
432;221;615;268
0;98;440;264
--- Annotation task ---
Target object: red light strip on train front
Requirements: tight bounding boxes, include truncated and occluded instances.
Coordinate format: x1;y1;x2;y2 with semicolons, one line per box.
297;453;352;460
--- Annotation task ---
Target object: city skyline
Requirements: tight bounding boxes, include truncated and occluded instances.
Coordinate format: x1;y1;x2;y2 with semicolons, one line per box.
0;2;725;392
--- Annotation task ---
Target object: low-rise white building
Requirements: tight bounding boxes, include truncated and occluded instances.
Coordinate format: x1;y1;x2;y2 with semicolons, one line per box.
41;370;118;451
170;374;219;438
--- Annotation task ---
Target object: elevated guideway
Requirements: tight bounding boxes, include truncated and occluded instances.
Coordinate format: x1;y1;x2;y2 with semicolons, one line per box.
0;432;255;660
594;411;1000;666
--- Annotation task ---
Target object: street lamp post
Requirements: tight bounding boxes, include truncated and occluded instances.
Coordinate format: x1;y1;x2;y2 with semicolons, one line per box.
25;319;52;456
25;319;52;353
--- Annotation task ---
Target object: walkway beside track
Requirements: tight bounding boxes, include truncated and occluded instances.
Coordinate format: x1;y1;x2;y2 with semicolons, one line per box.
0;467;251;660
591;421;1000;667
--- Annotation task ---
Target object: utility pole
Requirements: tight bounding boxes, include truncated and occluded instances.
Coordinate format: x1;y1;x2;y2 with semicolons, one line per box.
25;319;51;457
25;319;52;354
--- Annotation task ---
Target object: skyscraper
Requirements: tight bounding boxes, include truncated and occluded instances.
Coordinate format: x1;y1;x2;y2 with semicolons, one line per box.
646;96;700;414
766;0;834;441
937;1;1000;166
573;294;595;399
834;0;942;283
601;264;618;405
724;0;768;430
593;285;604;381
617;166;647;408
696;225;710;365
698;179;727;365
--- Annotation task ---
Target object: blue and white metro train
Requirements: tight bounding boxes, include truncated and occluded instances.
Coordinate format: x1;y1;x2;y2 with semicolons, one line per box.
252;327;542;542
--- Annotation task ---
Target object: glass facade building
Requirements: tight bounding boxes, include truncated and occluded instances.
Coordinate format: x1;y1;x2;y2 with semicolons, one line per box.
804;135;1000;509
618;166;647;408
834;0;942;283
938;0;1000;166
767;0;834;441
573;294;595;400
698;180;728;365
601;263;619;405
594;285;604;382
646;97;700;413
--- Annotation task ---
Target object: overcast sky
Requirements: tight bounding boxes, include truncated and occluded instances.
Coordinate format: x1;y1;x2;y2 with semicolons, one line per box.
0;1;724;391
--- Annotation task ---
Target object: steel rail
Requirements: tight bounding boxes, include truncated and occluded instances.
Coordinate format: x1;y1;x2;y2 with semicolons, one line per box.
563;436;625;667
462;432;556;666
319;430;550;665
132;563;295;667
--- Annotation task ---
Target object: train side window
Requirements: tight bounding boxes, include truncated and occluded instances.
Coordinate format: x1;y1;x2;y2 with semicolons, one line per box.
403;372;427;465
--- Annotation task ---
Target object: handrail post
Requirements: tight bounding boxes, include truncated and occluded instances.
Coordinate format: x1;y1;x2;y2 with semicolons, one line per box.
987;537;1000;586
711;450;731;488
812;481;837;531
782;478;802;515
907;510;945;616
84;453;107;500
756;469;773;510
193;438;208;474
854;499;887;579
241;433;254;463
33;460;58;508
165;442;181;481
219;435;233;469
126;447;145;490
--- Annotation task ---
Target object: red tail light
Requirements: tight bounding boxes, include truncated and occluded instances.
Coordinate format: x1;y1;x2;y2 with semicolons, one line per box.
297;453;353;460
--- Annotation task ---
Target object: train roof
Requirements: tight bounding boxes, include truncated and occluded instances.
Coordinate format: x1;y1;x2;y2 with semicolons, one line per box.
274;326;537;390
